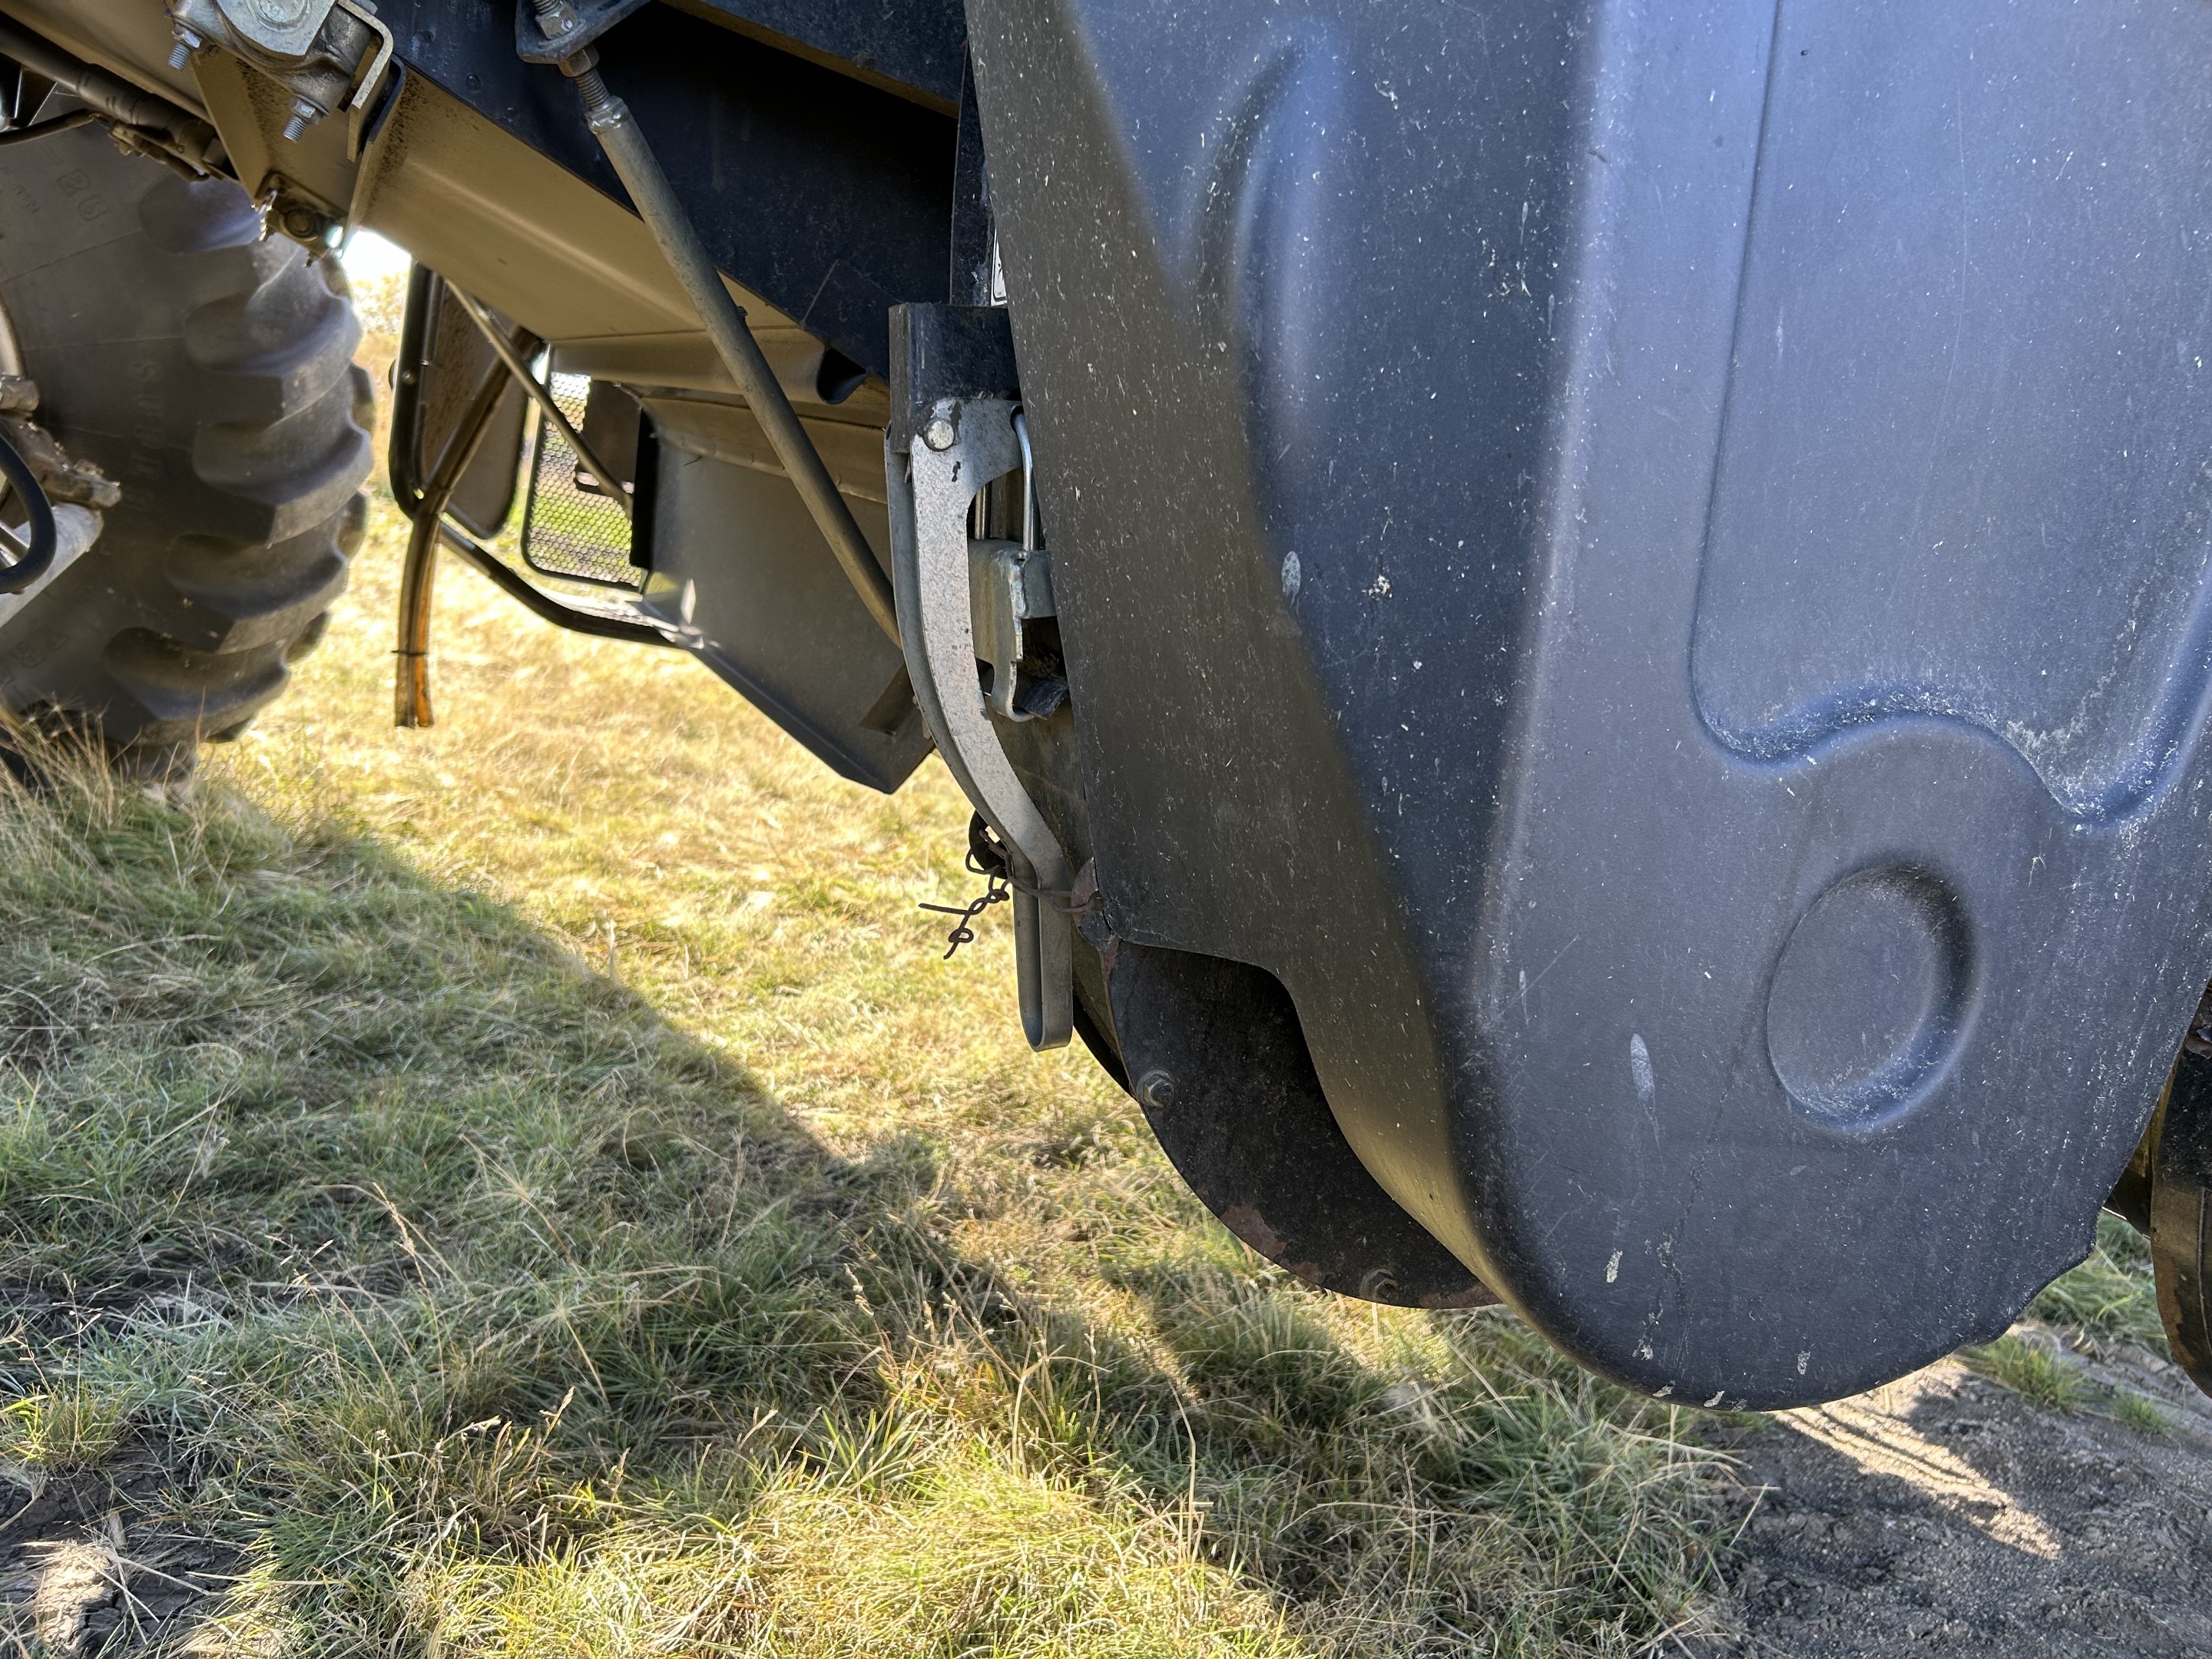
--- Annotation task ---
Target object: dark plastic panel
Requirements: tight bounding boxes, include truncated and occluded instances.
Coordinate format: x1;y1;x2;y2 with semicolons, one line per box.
677;0;965;110
389;267;529;539
377;1;955;377
969;0;2212;1406
637;396;928;791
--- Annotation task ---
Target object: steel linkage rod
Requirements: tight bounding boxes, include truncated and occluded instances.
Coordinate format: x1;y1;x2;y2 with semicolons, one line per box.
445;286;632;519
541;40;899;644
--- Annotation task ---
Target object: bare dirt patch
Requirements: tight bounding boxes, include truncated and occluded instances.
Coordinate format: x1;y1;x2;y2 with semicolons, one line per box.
1697;1336;2212;1657
0;1445;233;1655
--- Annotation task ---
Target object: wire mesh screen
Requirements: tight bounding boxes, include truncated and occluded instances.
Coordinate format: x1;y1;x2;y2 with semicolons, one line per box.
521;373;641;591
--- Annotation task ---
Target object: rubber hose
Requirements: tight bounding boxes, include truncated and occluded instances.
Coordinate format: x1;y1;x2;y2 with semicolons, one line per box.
0;422;58;595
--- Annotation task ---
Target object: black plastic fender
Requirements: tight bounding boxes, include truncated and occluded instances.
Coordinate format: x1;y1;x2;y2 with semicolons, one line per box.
968;0;2212;1406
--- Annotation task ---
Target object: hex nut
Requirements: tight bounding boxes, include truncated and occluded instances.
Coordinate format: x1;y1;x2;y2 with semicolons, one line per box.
1136;1069;1175;1111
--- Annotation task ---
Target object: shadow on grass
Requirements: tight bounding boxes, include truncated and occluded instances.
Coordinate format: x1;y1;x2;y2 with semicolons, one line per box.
0;754;1734;1656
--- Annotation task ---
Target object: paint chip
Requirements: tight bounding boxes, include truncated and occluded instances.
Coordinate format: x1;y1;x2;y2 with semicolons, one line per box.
1629;1034;1655;1101
1605;1250;1621;1283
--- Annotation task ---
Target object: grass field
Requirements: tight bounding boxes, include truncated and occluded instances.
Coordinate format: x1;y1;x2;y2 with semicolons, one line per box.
0;488;1753;1654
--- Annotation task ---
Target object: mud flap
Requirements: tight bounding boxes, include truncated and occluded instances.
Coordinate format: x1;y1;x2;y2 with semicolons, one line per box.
967;0;2212;1406
1109;939;1492;1309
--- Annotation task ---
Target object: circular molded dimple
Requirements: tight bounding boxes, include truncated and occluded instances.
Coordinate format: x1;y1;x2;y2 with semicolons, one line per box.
1765;866;1972;1128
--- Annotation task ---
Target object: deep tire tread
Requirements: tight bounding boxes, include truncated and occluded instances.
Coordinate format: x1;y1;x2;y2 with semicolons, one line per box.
0;131;373;754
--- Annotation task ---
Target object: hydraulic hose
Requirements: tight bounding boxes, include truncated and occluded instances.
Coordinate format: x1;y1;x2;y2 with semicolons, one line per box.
565;66;902;644
0;422;58;596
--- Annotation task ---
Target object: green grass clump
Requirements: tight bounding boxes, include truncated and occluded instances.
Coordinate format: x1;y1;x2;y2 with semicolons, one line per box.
2032;1211;2165;1356
0;505;1741;1655
0;1381;135;1474
1962;1336;2091;1413
1970;1219;2177;1432
2108;1391;2171;1438
1959;1333;2176;1437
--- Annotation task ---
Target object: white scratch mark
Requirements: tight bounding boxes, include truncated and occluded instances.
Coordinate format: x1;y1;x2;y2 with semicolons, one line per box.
1605;1250;1621;1283
1797;1351;1810;1376
1630;1034;1655;1101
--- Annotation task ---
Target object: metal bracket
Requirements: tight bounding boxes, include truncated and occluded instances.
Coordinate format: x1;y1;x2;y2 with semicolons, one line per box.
969;538;1054;720
967;416;1055;722
335;0;392;110
172;0;393;144
891;396;1074;1049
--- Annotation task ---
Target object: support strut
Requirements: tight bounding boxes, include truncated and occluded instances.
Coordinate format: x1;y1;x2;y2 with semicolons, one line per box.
528;3;900;646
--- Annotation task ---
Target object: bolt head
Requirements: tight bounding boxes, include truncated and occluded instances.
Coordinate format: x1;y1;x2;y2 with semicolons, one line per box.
1356;1267;1401;1303
1136;1069;1176;1112
922;414;958;453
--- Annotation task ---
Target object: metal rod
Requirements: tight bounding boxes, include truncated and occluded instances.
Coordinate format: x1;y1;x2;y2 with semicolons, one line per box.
0;17;217;167
436;521;677;647
445;286;632;518
0;111;93;147
570;72;901;644
1014;409;1036;551
395;344;530;727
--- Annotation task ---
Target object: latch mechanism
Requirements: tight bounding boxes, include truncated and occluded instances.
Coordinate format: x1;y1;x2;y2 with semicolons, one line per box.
891;393;1075;1050
968;413;1062;723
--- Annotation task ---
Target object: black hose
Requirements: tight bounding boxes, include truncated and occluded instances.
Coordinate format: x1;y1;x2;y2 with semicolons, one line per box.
0;17;175;131
0;422;58;595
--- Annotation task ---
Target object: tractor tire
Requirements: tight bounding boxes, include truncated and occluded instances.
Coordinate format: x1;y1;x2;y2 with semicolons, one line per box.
0;122;373;777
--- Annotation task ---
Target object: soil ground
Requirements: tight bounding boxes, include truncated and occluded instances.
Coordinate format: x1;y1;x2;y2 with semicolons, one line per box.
1700;1333;2212;1657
